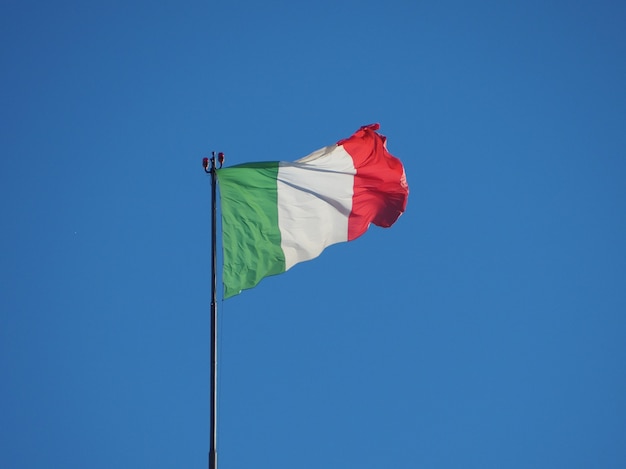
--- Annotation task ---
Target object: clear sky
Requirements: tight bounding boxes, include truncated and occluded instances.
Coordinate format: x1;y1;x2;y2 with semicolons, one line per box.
2;0;625;468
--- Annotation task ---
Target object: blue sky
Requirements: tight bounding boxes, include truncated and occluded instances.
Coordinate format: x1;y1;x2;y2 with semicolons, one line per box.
2;0;625;468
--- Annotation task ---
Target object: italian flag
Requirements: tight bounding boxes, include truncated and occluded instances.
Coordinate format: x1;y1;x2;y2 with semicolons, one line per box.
216;124;409;298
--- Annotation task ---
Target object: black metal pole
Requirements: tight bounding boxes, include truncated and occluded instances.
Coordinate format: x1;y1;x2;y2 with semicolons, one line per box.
208;154;218;469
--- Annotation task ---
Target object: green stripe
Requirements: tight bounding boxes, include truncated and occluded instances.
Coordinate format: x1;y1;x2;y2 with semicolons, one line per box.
216;162;285;298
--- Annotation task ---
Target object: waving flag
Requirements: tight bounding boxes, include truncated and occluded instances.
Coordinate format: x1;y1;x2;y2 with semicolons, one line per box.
216;124;409;298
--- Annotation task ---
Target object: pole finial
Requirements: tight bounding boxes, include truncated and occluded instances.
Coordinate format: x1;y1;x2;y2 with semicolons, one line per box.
203;152;223;173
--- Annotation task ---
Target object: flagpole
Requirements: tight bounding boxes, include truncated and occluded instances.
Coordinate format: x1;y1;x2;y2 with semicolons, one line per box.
204;153;219;469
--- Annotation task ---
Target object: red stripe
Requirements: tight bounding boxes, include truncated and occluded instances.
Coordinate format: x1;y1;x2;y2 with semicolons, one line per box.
338;124;409;241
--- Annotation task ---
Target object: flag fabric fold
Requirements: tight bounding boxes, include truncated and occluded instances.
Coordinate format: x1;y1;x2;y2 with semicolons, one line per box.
216;124;409;298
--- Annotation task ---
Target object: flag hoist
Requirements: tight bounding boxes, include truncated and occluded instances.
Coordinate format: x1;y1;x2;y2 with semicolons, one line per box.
203;124;409;469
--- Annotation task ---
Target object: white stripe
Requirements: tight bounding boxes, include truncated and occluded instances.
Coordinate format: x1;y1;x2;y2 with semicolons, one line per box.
277;144;356;271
